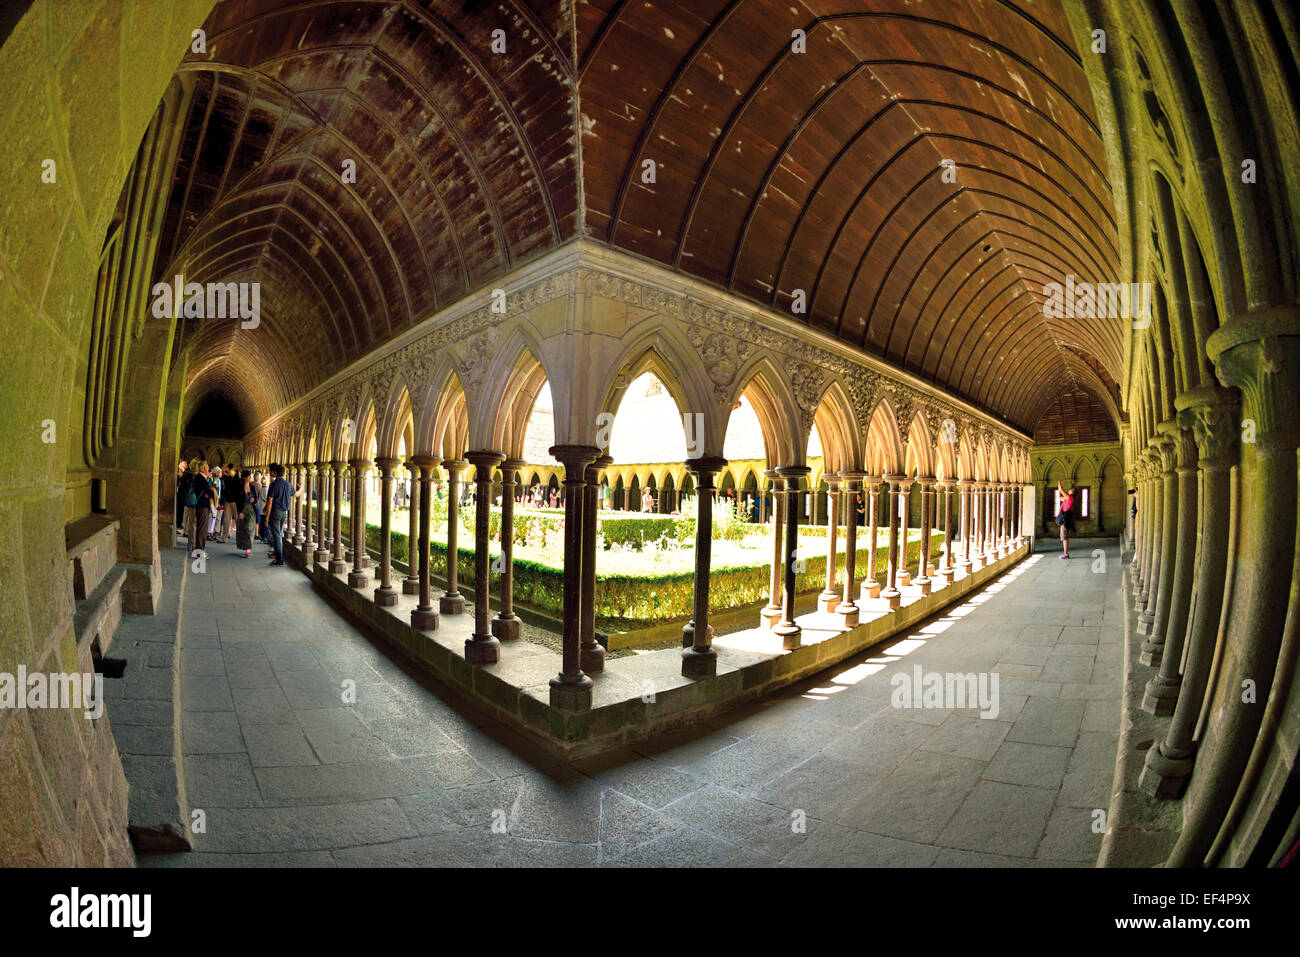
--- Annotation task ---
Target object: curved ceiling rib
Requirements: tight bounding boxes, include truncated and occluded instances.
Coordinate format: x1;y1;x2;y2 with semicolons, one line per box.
579;0;1124;433
154;0;1119;440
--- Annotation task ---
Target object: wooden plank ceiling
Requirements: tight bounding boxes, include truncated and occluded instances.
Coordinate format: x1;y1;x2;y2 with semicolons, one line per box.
161;0;1121;435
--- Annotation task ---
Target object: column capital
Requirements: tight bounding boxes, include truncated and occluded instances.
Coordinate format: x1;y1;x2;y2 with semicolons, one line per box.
883;472;907;487
374;456;400;473
837;469;867;481
862;474;882;486
465;449;506;473
685;455;728;477
916;474;936;489
499;456;528;473
442;458;469;473
1207;305;1300;449
1175;385;1241;467
348;457;372;473
775;464;811;480
823;472;843;487
548;444;601;473
584;453;614;482
411;454;440;472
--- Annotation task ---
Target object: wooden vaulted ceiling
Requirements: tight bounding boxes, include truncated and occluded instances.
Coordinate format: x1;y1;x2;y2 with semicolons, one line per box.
162;0;1122;435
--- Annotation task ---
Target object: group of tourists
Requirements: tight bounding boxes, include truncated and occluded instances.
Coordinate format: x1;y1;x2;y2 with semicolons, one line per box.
174;460;302;566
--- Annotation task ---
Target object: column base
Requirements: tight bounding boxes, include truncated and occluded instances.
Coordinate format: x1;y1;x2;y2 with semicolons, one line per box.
1141;673;1182;716
549;675;593;711
1138;744;1195;799
1138;637;1164;667
465;635;501;666
862;579;881;600
329;558;348;574
898;570;911;587
402;577;419;595
440;593;465;615
1136;612;1155;636
773;621;801;650
914;576;931;596
836;602;859;628
880;587;901;610
491;614;521;640
580;643;606;674
817;589;840;613
344;548;353;562
682;646;717;679
411;606;439;631
958;560;972;575
347;571;369;588
941;567;954;585
292;535;305;547
360;554;372;569
313;549;330;565
374;585;399;607
759;604;782;630
303;540;316;555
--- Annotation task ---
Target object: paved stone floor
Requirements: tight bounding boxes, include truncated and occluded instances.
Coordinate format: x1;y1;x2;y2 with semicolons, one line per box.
138;538;1123;867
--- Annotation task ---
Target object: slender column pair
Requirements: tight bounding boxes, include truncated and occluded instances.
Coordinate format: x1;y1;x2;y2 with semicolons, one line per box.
897;480;912;587
493;458;525;642
861;477;882;600
1138;443;1170;633
441;460;468;615
837;472;864;627
402;460;420;594
682;457;728;678
347;458;371;588
761;469;784;629
817;474;843;612
313;463;332;565
880;474;905;610
302;465;316;554
549;445;600;710
915;477;934;596
410;456;440;631
373;457;399;606
291;466;305;546
773;465;810;648
580;455;611;672
465;451;506;665
329;462;348;574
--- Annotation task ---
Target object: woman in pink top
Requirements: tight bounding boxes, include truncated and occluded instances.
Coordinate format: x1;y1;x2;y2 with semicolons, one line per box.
1056;479;1076;558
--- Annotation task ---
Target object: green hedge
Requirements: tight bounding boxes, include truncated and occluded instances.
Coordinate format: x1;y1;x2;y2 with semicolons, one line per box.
342;514;944;629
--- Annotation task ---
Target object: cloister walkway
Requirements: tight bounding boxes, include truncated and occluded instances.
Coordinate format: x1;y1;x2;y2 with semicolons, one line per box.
136;540;1123;867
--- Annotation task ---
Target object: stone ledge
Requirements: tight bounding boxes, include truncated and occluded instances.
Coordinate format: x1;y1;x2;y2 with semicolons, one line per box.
73;563;127;655
66;514;120;600
304;542;1029;762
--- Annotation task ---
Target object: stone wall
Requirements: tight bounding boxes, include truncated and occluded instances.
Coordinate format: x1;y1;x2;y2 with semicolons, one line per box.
0;0;214;867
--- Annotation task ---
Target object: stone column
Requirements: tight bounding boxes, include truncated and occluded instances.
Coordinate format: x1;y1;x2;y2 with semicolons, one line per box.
774;465;810;649
1166;310;1299;865
410;456;439;631
761;469;784;629
373;457;399;607
1140;386;1239;795
983;483;995;559
939;481;955;584
465;451;505;665
441;459;467;615
1139;440;1173;634
837;471;863;627
880;474;905;610
1141;425;1187;665
329;461;348;574
897;480;913;587
313;463;331;565
915;477;934;595
580;455;611;672
291;466;305;546
402;459;420;595
683;457;727;678
548;445;599;710
862;477;882;600
302;466;316;554
347;459;370;588
493;457;525;641
958;481;972;573
818;473;842;612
